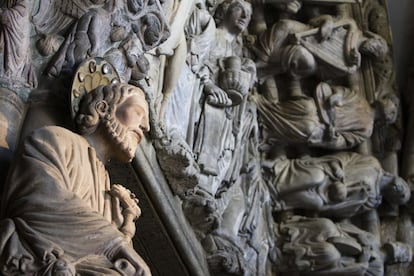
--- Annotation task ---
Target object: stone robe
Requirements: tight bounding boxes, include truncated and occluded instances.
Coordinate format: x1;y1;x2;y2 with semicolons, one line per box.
0;126;127;275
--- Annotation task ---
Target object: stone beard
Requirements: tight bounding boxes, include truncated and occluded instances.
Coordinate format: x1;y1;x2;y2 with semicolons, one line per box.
102;114;138;163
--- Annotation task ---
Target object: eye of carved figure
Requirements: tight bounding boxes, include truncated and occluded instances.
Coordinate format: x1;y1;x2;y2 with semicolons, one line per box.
115;92;150;143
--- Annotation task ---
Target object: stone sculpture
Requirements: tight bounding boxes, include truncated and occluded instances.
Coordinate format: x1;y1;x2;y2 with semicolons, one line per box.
43;0;169;83
252;82;376;149
0;79;150;275
0;0;37;90
264;152;410;218
274;215;412;276
0;0;412;275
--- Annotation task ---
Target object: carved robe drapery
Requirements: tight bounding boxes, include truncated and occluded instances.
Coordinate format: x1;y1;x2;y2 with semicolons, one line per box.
0;126;126;274
0;0;36;88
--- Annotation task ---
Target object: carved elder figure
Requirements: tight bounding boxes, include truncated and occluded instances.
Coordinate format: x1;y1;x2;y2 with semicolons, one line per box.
182;0;256;234
252;81;375;149
194;0;254;188
253;9;388;87
265;152;410;219
275;216;412;276
0;83;150;275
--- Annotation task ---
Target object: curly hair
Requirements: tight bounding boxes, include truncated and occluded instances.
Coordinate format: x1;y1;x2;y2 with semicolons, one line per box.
75;83;143;135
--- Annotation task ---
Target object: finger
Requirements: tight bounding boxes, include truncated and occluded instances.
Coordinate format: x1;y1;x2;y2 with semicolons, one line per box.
211;93;219;104
217;90;225;104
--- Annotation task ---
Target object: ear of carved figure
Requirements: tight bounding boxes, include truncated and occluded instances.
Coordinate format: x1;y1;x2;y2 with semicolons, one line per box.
76;87;106;135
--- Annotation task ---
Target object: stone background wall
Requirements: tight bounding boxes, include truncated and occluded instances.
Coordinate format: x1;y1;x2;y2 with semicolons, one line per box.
388;0;414;91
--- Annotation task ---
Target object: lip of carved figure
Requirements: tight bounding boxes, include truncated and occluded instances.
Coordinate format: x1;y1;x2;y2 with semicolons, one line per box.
237;19;248;28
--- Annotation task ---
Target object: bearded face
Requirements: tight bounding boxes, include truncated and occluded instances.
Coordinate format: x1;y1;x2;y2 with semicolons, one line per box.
102;92;150;163
102;116;136;162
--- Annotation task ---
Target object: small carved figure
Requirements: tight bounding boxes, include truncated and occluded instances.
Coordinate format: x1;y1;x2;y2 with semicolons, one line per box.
0;0;37;88
182;0;256;233
194;0;254;179
0;82;151;275
274;215;412;276
253;10;388;95
264;152;410;218
252;82;375;149
45;0;169;83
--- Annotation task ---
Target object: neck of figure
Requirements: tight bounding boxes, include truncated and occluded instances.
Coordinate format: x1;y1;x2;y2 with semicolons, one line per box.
83;127;112;164
220;25;239;42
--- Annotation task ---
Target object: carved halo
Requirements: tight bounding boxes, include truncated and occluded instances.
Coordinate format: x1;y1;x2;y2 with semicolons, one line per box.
71;58;120;118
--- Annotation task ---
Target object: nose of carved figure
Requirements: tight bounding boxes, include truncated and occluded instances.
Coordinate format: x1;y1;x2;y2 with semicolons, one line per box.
140;117;150;133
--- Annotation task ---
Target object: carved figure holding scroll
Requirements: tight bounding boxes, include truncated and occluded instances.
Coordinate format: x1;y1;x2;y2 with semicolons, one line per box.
0;80;151;275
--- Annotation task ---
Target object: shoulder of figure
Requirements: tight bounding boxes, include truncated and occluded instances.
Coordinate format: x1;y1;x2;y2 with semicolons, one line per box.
27;126;86;147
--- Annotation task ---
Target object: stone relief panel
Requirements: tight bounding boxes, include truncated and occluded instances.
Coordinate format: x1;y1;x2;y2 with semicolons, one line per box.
0;0;412;275
154;0;413;275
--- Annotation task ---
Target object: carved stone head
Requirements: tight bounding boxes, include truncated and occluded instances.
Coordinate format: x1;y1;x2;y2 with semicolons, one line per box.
76;83;149;162
215;0;252;34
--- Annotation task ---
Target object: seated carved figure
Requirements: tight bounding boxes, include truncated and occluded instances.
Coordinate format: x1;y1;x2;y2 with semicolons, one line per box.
275;216;412;276
264;152;410;218
253;82;375;149
254;14;388;82
0;83;150;275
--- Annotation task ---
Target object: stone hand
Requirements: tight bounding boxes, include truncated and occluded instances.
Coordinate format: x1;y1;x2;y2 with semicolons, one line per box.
204;83;232;107
110;184;141;241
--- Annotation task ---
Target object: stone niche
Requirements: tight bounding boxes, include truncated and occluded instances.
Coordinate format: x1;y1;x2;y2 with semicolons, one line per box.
0;0;413;275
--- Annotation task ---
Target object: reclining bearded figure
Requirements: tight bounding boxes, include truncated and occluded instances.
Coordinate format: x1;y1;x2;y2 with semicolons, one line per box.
0;59;151;275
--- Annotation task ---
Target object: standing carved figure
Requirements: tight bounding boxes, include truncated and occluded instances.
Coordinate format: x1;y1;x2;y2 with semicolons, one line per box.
194;0;254;190
181;0;256;234
0;82;151;275
0;0;37;88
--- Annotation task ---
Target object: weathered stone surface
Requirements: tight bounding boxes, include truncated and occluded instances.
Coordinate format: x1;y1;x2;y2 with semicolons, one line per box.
0;0;412;275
